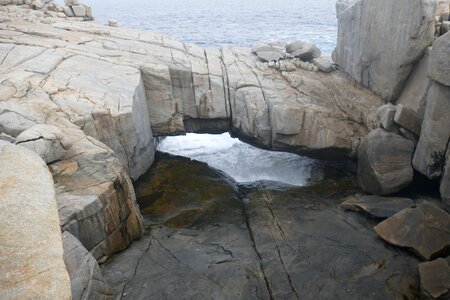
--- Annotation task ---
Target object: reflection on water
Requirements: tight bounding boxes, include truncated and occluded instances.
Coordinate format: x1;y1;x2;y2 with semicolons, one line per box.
157;133;354;186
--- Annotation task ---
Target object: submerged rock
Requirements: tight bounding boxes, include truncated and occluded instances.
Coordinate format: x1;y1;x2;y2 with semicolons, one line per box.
374;202;450;260
357;129;415;195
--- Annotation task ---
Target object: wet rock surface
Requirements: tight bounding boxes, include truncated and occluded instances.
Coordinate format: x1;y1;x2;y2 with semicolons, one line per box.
375;202;450;261
101;153;422;300
340;195;415;219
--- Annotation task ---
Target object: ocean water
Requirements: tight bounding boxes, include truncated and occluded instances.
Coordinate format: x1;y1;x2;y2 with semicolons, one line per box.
84;0;338;54
84;0;340;185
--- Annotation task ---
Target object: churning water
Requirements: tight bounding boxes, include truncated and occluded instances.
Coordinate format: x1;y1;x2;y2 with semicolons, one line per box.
84;0;340;185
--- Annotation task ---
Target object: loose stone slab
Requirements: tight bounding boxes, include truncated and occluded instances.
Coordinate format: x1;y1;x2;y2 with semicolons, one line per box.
374;202;450;260
340;195;415;219
419;258;450;299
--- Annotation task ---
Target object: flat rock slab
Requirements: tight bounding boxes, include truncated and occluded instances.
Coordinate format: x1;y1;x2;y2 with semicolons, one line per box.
102;156;422;300
375;202;450;260
419;258;450;299
340;195;415;219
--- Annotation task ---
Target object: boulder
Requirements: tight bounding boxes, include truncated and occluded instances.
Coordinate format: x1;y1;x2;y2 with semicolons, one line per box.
413;81;450;179
396;51;431;121
64;0;80;5
374;104;397;131
0;143;71;299
442;145;450;205
312;57;334;73
340;195;414;219
63;5;74;17
419;258;450;299
374;202;450;260
429;32;450;87
252;41;286;62
71;4;86;17
357;129;415;195
286;41;321;61
437;1;450;22
334;0;435;101
15;124;73;164
62;231;113;300
108;19;118;27
394;104;422;135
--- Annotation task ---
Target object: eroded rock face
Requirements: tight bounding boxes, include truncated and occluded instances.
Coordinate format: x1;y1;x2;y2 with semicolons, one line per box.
374;202;450;260
334;0;435;101
0;7;383;163
62;231;113;300
357;129;415;195
49;124;144;261
15;124;73;163
0;143;71;299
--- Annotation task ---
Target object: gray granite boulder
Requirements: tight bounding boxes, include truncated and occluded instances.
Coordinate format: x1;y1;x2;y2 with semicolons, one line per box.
62;231;113;300
358;129;415;195
374;104;397;131
413;81;450;179
429;32;450;87
0;143;71;299
286;41;321;61
334;0;435;101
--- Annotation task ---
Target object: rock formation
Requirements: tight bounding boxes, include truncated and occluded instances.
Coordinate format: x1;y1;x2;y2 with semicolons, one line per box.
0;142;71;299
334;0;435;101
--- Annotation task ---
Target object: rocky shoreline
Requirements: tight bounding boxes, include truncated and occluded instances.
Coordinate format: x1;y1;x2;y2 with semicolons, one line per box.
0;0;449;299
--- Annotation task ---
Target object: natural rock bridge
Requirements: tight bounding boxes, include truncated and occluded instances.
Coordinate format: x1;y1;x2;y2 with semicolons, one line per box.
0;17;383;179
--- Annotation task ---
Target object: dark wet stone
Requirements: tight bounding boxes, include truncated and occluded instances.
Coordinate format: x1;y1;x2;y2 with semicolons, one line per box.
102;154;422;300
134;152;243;228
340;195;415;219
419;258;450;299
375;202;450;260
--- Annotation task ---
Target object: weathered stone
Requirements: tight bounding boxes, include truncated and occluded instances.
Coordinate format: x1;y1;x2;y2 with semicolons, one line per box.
340;195;414;219
15;124;73;163
375;202;450;260
50;127;145;261
396;51;431;121
252;42;286;62
413;81;450;179
419;258;450;299
358;129;415;195
62;231;113;300
394;104;422;135
429;32;450;87
64;0;80;5
0;143;71;299
63;5;73;17
334;0;435;100
108;19;117;27
374;104;397;131
286;41;321;60
312;57;334;73
442;144;450;205
71;5;86;17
